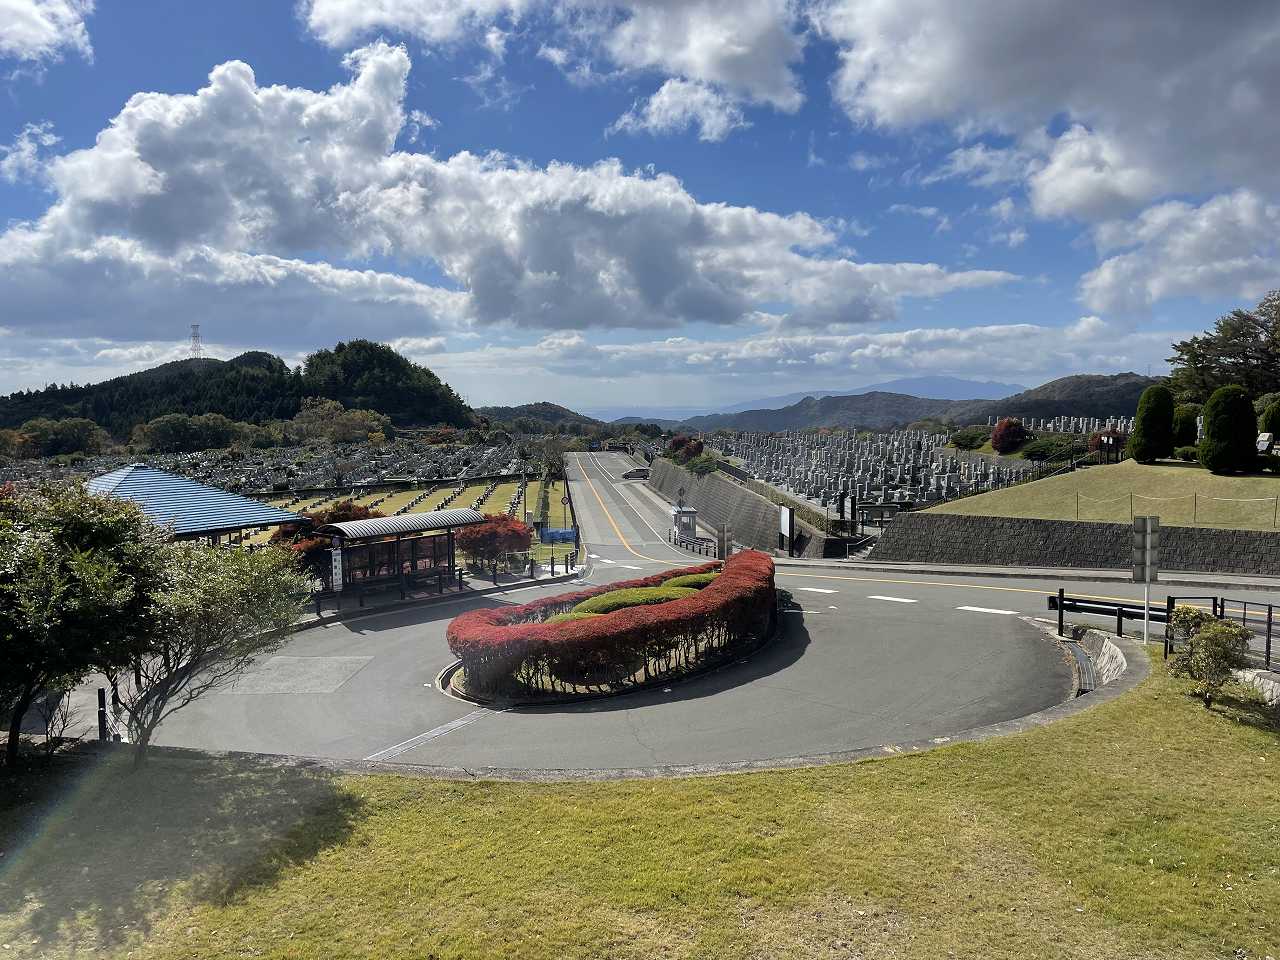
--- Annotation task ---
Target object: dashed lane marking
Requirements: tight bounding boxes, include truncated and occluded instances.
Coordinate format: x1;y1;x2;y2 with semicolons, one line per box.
798;587;838;594
364;708;498;762
598;557;616;564
619;564;643;570
956;605;1019;615
867;595;918;603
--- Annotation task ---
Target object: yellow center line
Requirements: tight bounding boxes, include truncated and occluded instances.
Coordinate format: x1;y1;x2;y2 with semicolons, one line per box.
576;459;664;564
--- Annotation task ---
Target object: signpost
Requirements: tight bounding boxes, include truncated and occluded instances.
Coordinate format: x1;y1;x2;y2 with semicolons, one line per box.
779;505;794;556
330;547;344;592
1132;516;1159;643
561;494;569;529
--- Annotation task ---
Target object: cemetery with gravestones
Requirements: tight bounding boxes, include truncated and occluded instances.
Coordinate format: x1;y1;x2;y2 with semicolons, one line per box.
715;428;1035;518
982;414;1135;435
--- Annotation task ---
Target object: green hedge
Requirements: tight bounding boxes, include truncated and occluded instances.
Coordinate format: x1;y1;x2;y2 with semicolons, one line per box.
663;572;720;589
573;586;698;616
544;611;601;624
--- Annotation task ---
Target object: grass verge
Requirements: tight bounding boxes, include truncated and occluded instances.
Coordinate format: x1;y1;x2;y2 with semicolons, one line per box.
930;458;1280;529
2;654;1277;959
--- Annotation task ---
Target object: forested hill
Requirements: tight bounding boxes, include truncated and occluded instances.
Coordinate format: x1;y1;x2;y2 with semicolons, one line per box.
476;402;602;430
0;340;475;436
677;373;1161;432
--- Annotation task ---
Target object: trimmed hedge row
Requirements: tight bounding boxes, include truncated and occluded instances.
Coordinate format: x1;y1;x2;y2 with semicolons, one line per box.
573;586;699;616
447;551;776;696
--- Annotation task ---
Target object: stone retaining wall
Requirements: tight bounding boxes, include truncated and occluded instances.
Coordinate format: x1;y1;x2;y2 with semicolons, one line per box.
648;459;828;557
869;512;1280;574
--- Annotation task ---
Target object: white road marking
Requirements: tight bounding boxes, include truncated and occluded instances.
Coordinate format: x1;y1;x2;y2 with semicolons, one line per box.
798;587;838;594
364;709;496;761
619;564;643;570
588;553;601;559
956;605;1019;616
867;595;918;604
598;557;616;564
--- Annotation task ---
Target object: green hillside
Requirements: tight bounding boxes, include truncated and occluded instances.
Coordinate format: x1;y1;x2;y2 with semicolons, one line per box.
0;340;474;436
929;459;1280;530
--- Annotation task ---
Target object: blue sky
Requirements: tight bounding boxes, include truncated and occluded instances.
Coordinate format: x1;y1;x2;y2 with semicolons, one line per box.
1;1;1277;413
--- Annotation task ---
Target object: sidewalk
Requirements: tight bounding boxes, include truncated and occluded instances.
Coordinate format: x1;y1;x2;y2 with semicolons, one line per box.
294;566;585;631
773;557;1280;592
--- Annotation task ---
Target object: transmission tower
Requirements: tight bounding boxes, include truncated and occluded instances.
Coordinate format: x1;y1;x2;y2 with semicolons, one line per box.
190;323;202;360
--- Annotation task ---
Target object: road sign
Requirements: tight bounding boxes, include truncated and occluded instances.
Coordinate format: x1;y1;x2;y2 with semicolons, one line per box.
1132;516;1160;583
1133;516;1159;644
330;548;344;592
560;495;570;505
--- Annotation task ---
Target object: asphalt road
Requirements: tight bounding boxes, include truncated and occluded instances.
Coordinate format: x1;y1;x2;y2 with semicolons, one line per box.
150;451;1274;774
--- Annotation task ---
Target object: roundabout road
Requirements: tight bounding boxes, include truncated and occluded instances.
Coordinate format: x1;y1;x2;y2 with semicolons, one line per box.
152;451;1238;775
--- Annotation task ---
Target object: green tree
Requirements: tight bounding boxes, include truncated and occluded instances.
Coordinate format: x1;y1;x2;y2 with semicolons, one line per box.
20;417;110;456
1198;385;1257;473
0;485;169;766
1126;385;1175;463
1172;403;1201;448
112;543;309;765
1169;615;1252;708
1168;290;1280;401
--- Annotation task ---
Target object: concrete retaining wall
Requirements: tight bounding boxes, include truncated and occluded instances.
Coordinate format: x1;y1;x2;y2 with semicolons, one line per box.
1078;630;1128;685
869;512;1280;574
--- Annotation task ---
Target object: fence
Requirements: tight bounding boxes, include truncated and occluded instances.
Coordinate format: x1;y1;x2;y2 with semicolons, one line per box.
669;530;720;557
1077;492;1280;528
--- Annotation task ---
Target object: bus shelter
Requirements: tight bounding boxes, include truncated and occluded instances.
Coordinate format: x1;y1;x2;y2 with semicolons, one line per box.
315;508;485;604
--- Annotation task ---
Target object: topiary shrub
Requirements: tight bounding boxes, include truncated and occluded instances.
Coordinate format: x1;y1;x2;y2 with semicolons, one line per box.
1174;445;1199;462
1169;618;1252;707
544;611;601;625
1198;385;1257;473
950;426;991;450
664;572;720;589
990;418;1028;454
573;585;699;616
1172;403;1201;448
1126;384;1175;463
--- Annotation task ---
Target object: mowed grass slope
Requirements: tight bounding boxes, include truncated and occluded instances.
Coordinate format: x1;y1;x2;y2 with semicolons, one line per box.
2;657;1277;959
930;459;1280;529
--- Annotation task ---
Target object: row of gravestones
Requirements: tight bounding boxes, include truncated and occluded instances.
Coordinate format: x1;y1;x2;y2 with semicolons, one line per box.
986;414;1135;434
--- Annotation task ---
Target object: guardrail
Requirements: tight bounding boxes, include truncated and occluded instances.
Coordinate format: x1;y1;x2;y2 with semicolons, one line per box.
1048;588;1167;638
669;530;720;558
1165;594;1274;670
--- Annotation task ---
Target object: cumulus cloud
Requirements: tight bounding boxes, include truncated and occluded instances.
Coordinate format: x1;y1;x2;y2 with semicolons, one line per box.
816;0;1280;219
302;0;804;136
609;78;747;142
1080;189;1280;313
0;41;1015;363
0;0;93;65
0;121;58;183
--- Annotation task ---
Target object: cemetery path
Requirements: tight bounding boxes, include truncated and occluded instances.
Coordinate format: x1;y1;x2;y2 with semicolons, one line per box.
147;453;1280;775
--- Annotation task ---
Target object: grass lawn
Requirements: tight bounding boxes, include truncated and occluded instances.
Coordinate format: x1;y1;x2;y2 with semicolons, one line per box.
930;458;1280;529
2;654;1277;959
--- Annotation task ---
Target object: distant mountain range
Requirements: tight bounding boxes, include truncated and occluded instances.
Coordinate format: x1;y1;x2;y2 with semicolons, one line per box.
675;373;1159;432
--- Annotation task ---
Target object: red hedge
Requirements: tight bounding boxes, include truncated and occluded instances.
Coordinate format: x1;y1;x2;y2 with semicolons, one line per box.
447;551;776;695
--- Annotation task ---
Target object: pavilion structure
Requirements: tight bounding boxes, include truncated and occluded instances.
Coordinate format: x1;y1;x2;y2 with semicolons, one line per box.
314;507;485;603
87;464;301;541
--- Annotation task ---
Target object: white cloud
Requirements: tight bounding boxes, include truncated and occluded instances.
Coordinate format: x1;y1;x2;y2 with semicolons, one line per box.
0;120;58;182
1080;190;1280;312
302;0;805;136
609;78;747;142
849;151;893;172
0;41;1016;364
0;0;93;65
816;0;1280;219
889;203;950;234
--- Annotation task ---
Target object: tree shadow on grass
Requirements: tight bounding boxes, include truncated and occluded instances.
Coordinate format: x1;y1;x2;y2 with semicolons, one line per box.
0;744;363;956
1205;684;1280;735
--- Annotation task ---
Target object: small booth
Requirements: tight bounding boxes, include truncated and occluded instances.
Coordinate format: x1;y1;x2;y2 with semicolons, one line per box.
671;505;699;540
315;507;485;606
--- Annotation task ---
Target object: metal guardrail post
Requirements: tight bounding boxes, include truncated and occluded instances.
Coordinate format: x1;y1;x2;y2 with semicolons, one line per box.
1116;606;1124;637
1057;587;1065;637
97;688;108;742
1164;595;1175;659
1267;605;1274;671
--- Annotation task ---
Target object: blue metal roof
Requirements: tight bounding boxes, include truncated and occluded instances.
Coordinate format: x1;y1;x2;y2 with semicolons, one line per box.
87;464;301;537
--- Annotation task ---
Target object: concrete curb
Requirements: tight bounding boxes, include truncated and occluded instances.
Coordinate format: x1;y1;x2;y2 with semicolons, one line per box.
773;559;1280;592
291;568;586;633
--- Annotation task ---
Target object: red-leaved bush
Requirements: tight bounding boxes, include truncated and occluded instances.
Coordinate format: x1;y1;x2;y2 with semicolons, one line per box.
447;550;776;695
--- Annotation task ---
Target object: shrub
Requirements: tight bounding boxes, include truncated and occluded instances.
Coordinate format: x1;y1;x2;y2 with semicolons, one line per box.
1126;384;1175;463
1174;445;1199;462
1169;619;1252;707
664;572;720;589
455;514;533;567
447;553;774;696
1262;401;1280;438
950;426;991;451
684;453;721;476
573;586;698;616
1172;403;1201;448
1198;385;1257;473
990;418;1028;454
1021;437;1074;463
544;611;601;625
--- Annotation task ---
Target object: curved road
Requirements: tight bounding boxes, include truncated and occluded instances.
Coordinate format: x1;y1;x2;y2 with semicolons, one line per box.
152;451;1239;774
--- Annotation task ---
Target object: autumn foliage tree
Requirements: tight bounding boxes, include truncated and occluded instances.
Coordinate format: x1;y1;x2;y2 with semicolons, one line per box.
990;418;1028;454
270;499;385;576
455;514;533;569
